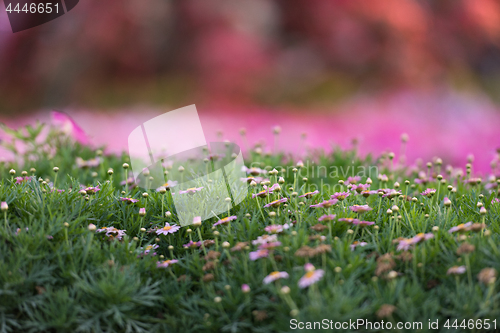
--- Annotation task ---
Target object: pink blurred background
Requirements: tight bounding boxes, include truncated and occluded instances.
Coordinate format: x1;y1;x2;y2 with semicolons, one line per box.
0;0;499;171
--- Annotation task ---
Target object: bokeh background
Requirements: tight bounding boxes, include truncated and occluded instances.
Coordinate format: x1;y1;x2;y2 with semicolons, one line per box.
0;0;499;172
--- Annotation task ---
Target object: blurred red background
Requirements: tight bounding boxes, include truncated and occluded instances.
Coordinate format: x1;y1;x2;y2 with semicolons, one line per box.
0;0;499;171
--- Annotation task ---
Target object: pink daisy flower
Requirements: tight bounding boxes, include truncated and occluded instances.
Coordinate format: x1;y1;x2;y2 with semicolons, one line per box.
447;266;466;275
492;198;500;204
338;218;359;224
156;223;181;235
350;241;368;251
448;222;472;234
183;240;199;249
310;199;338;208
141;244;159;255
157;259;178;268
264;198;288;208
96;227;126;240
299;190;319;198
318;214;336;222
249;249;269;261
84;186;100;195
252;234;278;245
156;180;178;192
349;205;373;213
214;216;237;226
344;176;361;185
15;176;31;184
179;187;204;195
350;184;371;194
76;157;101;168
382;189;402;198
420;188;437;197
120;197;139;204
240;176;263;184
263;271;289;284
264;224;290;234
298;264;325;288
242;166;267;175
331;192;350;200
258;241;282;250
352;220;375;227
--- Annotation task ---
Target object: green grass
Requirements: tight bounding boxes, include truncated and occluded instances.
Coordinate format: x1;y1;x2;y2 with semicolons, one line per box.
0;122;499;333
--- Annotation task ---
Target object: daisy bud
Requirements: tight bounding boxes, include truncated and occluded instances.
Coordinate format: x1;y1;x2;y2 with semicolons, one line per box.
338;180;344;185
432;226;439;232
378;191;384;197
121;191;126;195
225;197;231;203
133;237;139;241
444;197;452;207
484;230;491;237
239;128;246;136
139;208;146;216
425;214;429;218
63;222;69;228
401;133;409;143
187;229;192;234
280;286;290;294
386;209;393;215
155;238;160;242
435;158;443;166
477;202;483;208
304;263;315;272
178;166;184;173
278;177;285;184
296;160;304;168
122;163;129;169
1;202;8;211
88;223;96;231
79;190;87;196
283;246;290;252
479;194;484;199
372;276;378;282
480;207;487;215
291;231;297;236
42;181;47;186
404;180;410;185
374;225;379;230
159;187;166;194
142;192;149;198
250;181;257;187
290;309;299;317
222;241;230;248
21;171;27;177
346;229;354;234
391;205;399;212
388;152;395;160
291;192;298;197
213;230;220;236
302;177;308;182
30;168;36;173
273;126;281;134
292;168;298;173
53;167;59;173
334;267;342;273
426;162;432;168
193;216;202;227
437;174;443;181
366;178;372;184
224;285;231;291
9;169;16;175
96;149;103;156
245;213;251;217
140;228;146;232
242;284;251;293
91;172;98;177
393;182;400;189
159;255;164;259
269;212;276;217
451;187;457;193
387;271;398;279
168;245;174;250
165;211;171;217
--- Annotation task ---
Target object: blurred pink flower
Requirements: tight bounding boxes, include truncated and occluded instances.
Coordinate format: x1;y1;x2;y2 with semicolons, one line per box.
51;111;89;144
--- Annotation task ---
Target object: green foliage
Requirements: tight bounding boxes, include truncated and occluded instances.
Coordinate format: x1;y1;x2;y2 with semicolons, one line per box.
0;123;499;332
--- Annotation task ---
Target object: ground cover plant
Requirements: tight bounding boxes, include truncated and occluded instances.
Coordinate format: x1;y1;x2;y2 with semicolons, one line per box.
0;121;500;333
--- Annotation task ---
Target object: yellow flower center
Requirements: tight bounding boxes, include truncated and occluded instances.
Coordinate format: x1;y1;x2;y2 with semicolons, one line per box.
270;271;280;277
163;226;172;231
416;233;424;237
146;245;153;250
305;271;315;278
